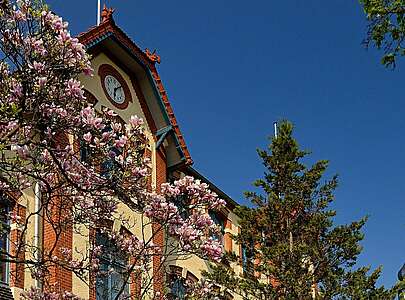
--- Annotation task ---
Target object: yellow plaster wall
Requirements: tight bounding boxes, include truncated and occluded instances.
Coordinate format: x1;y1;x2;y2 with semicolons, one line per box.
18;188;36;291
79;52;157;191
79;53;151;134
70;53;159;297
71;225;90;299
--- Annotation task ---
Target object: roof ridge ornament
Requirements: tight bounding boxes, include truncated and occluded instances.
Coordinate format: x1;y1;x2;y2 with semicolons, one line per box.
145;48;161;64
101;4;115;23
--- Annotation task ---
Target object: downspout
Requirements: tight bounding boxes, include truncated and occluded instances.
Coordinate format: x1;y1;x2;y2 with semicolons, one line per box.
33;183;42;289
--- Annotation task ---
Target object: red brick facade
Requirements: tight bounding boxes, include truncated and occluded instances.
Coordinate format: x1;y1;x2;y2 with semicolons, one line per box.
42;132;73;293
152;148;167;297
9;204;26;289
43;220;73;292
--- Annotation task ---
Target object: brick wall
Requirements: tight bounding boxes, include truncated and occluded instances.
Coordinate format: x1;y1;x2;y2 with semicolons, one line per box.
152;147;167;297
9;204;26;289
42;132;73;293
131;268;142;299
42;197;73;292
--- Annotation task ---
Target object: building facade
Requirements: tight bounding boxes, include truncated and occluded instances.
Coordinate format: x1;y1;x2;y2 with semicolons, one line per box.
0;7;244;300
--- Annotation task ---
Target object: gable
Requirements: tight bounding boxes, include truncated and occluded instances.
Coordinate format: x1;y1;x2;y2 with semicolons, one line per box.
78;16;192;168
79;52;154;134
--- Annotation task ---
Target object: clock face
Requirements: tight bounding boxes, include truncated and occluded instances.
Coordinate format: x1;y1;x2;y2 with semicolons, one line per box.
98;64;132;109
104;75;125;104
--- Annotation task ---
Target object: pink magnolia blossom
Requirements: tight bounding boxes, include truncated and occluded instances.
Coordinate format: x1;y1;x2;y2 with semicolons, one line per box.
38;77;47;87
0;2;227;298
65;79;84;99
83;132;92;143
114;135;128;148
32;61;45;72
128;115;144;127
11;144;29;159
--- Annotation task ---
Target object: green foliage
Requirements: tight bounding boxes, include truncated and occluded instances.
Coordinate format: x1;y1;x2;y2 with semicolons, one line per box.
359;0;405;67
204;121;399;299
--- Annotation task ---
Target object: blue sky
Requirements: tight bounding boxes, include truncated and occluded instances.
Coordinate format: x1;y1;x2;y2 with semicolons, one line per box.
47;0;405;288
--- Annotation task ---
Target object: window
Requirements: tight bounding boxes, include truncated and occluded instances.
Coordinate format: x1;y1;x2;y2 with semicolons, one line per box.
0;200;9;284
79;111;126;178
96;232;129;300
241;244;248;272
99;119;124;179
167;174;191;220
79;131;121;178
170;275;186;300
186;271;198;285
100;147;121;178
79;139;90;162
209;211;225;244
168;266;186;300
172;195;191;220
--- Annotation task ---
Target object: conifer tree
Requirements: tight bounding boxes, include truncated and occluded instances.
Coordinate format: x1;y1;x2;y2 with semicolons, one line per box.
204;121;401;300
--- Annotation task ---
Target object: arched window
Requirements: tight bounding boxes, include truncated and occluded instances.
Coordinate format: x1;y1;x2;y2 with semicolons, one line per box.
79;110;126;180
168;266;186;300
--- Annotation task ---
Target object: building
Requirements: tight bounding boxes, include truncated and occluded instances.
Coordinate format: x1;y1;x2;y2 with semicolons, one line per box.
0;6;243;300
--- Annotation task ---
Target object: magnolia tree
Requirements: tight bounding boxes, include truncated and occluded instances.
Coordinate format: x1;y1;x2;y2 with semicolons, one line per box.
0;1;225;299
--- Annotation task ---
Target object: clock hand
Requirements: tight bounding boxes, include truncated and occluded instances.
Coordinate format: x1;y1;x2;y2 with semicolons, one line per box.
113;85;122;98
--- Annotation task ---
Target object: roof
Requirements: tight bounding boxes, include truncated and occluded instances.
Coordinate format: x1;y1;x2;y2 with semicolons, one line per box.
78;6;192;165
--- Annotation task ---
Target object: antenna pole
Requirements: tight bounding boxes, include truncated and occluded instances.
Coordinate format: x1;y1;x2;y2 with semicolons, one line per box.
273;121;278;138
97;0;101;25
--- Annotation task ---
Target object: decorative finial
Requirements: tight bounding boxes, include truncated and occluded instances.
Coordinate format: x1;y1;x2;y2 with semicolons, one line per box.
145;49;161;64
101;4;115;23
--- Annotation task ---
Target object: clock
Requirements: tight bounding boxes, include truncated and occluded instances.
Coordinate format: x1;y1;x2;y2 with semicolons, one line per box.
98;64;131;109
104;75;125;104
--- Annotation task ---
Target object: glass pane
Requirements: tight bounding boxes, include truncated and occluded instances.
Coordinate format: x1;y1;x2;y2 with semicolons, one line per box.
111;270;129;300
96;274;109;300
171;277;186;300
209;211;225;231
209;211;225;243
173;195;190;220
95;232;129;300
96;258;110;300
242;245;247;270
